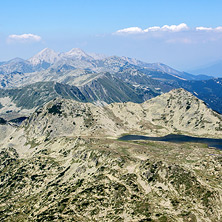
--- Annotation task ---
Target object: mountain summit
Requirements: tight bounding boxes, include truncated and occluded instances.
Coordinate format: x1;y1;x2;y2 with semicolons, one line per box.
62;48;93;60
28;48;60;66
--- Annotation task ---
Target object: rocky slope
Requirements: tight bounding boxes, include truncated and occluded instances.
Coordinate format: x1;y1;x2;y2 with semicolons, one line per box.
5;88;222;150
108;88;222;137
77;73;157;103
0;88;222;221
0;137;221;221
0;73;160;120
0;81;88;119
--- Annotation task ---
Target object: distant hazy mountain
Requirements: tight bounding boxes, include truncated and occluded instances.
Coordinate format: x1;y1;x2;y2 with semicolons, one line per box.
1;48;220;114
61;48;94;60
0;58;34;74
1;71;222;116
28;48;60;66
178;78;222;113
190;60;222;77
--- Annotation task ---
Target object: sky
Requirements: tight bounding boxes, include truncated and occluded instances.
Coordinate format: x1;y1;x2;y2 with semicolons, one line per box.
1;0;222;70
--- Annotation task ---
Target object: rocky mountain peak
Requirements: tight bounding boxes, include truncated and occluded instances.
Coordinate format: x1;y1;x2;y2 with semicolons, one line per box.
62;48;92;60
140;88;222;135
121;56;144;66
28;48;60;65
7;57;26;64
168;88;193;96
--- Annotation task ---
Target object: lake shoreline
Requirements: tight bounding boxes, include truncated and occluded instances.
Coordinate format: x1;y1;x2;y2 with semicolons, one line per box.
119;134;222;150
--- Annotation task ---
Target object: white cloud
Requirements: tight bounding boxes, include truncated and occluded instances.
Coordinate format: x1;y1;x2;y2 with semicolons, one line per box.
144;26;161;32
215;27;222;31
196;27;213;31
115;23;189;34
196;26;222;32
145;23;189;32
160;23;189;32
115;24;222;35
116;27;144;34
8;33;42;42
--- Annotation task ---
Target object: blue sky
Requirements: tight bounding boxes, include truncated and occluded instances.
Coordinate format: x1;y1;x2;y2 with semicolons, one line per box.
1;0;222;70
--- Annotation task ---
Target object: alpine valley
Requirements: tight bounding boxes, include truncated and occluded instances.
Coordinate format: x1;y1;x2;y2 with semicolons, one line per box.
0;49;222;221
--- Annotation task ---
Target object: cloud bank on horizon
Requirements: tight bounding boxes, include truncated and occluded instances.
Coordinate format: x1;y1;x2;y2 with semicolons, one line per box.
115;23;222;34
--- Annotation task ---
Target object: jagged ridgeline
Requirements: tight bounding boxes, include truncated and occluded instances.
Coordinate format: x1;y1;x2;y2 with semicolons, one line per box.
0;89;222;221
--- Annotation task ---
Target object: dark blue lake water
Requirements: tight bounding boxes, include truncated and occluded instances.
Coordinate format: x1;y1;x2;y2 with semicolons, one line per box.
119;134;222;150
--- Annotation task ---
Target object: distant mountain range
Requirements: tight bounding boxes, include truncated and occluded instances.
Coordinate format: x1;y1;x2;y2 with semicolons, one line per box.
0;48;211;81
1;48;222;116
190;60;222;77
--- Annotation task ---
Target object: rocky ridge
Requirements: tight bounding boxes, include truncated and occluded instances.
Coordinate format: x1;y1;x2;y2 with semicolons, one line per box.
4;88;222;151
